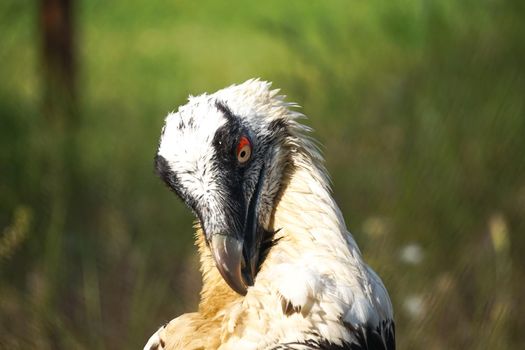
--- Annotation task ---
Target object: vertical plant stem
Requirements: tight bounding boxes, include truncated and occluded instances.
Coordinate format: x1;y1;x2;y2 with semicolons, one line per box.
38;0;76;347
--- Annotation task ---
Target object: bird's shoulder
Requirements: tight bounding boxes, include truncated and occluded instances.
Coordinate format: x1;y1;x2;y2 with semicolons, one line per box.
144;312;223;350
270;319;395;350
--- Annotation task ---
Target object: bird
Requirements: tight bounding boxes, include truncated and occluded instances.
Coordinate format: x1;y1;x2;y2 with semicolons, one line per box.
144;79;395;350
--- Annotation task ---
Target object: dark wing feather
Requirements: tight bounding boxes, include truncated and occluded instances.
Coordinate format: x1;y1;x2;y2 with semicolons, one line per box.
351;320;395;350
271;320;395;350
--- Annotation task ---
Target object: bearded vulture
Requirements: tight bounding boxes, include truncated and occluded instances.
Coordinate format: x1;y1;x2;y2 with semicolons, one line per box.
145;79;395;350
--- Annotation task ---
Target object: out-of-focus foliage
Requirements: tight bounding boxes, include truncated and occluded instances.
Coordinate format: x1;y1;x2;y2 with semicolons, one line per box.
1;0;524;349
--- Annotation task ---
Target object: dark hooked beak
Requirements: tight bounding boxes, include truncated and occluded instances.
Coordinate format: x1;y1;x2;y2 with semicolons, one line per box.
210;234;251;295
207;166;265;296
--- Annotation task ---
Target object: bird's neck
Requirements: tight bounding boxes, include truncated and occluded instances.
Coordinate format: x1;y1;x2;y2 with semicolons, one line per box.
269;150;359;257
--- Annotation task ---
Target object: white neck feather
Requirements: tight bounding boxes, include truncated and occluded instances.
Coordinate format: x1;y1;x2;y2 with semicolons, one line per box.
268;148;370;301
272;151;361;259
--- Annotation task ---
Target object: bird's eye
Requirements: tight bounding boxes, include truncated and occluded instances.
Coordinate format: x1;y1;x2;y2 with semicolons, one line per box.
236;136;252;164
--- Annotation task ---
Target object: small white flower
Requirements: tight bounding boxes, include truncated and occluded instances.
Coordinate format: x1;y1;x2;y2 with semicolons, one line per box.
403;295;424;318
399;243;424;265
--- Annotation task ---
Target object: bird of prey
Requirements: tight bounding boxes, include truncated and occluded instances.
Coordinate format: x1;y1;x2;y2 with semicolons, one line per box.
145;79;395;350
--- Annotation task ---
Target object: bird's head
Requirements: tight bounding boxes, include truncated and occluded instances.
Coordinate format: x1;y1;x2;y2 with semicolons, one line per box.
155;79;296;295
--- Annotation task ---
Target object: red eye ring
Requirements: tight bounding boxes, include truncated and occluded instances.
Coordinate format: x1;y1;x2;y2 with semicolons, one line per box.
236;136;252;164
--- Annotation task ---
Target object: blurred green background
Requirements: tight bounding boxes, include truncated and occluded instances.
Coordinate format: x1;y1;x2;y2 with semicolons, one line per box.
1;0;524;349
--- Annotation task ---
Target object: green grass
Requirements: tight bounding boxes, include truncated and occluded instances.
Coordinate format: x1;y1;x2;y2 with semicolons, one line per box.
1;0;524;348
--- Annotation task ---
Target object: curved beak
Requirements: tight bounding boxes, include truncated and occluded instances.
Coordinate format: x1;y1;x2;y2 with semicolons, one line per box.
206;165;266;296
210;235;251;295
